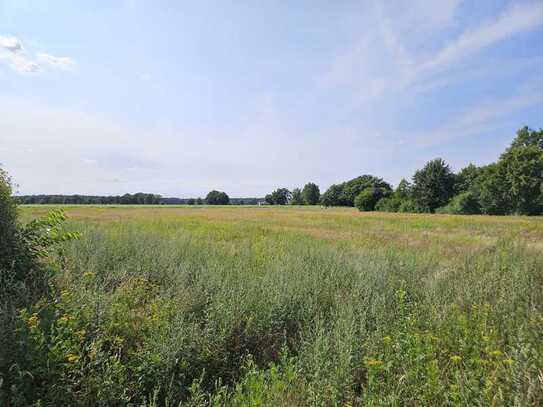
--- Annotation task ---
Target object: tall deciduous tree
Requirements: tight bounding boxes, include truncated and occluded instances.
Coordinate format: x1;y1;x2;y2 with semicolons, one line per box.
501;145;543;215
322;175;391;207
301;183;320;205
509;126;543;150
290;188;303;205
205;190;230;205
412;158;456;213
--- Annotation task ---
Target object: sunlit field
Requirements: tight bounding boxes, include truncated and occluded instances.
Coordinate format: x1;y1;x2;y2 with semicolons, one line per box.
17;206;543;405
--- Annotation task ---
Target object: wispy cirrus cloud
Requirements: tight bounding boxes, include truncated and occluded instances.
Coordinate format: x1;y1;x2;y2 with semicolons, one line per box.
0;35;76;74
423;1;543;73
411;84;543;148
326;1;543;101
38;53;76;71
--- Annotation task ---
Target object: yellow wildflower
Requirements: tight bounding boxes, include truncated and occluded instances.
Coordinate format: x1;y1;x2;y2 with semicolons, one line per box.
383;336;392;344
503;358;514;366
83;272;95;279
27;314;39;328
489;350;503;357
450;355;462;363
67;354;80;363
365;358;384;367
59;316;69;323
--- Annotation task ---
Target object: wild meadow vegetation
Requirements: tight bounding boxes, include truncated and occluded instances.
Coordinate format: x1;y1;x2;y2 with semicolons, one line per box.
1;126;542;405
1;189;542;405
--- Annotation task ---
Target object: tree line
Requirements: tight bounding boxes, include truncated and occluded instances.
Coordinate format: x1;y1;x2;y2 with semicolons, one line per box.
11;126;543;215
15;192;260;206
17;193;163;205
264;126;543;215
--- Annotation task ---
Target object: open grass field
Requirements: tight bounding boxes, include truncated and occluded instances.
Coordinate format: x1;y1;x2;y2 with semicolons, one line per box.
17;206;543;405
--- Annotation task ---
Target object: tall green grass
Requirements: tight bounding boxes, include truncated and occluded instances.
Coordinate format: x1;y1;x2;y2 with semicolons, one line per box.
12;210;543;405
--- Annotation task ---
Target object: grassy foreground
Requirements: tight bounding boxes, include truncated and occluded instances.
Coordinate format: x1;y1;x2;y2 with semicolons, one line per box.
17;206;543;405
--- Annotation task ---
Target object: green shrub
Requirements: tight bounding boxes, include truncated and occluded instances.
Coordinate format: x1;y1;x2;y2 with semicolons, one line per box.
0;167;79;405
398;199;425;213
375;196;402;212
436;191;481;215
355;187;391;211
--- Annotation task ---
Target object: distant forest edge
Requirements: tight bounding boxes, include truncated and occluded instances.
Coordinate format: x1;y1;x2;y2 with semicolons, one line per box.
15;194;262;206
13;126;543;216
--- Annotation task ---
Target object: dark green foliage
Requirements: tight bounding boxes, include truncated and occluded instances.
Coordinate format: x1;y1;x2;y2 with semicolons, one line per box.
455;164;482;194
322;175;391;207
509;126;543;150
290;188;303;205
398;199;424;213
355;187;391;212
375;179;413;212
318;126;543;215
341;175;391;206
412;159;456;213
18;193;162;205
205;190;230;205
265;188;291;205
320;184;344;207
375;195;402;212
500;145;543;215
436;191;481;215
0;168;18;272
0;167;79;405
301;183;320;205
395;178;412;199
476;164;511;215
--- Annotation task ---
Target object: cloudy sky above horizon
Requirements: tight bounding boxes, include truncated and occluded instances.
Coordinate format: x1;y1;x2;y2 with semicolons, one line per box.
1;0;542;197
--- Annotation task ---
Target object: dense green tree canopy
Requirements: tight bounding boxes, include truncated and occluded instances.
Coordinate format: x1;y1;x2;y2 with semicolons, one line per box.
322;175;391;207
205;190;230;205
265;188;291;205
321;184;344;207
355;187;391;212
509;126;543;150
290;188;303;205
501;145;543;215
455;164;482;194
301;183;320;205
412;159;456;213
475;163;511;215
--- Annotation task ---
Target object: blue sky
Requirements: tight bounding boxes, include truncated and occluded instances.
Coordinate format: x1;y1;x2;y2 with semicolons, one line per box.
1;0;542;197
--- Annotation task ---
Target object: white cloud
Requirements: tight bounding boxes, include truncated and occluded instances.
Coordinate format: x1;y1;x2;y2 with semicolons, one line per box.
38;53;77;71
325;1;543;104
412;87;543;148
424;2;543;73
0;34;39;73
5;53;40;72
0;35;22;52
0;34;76;74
